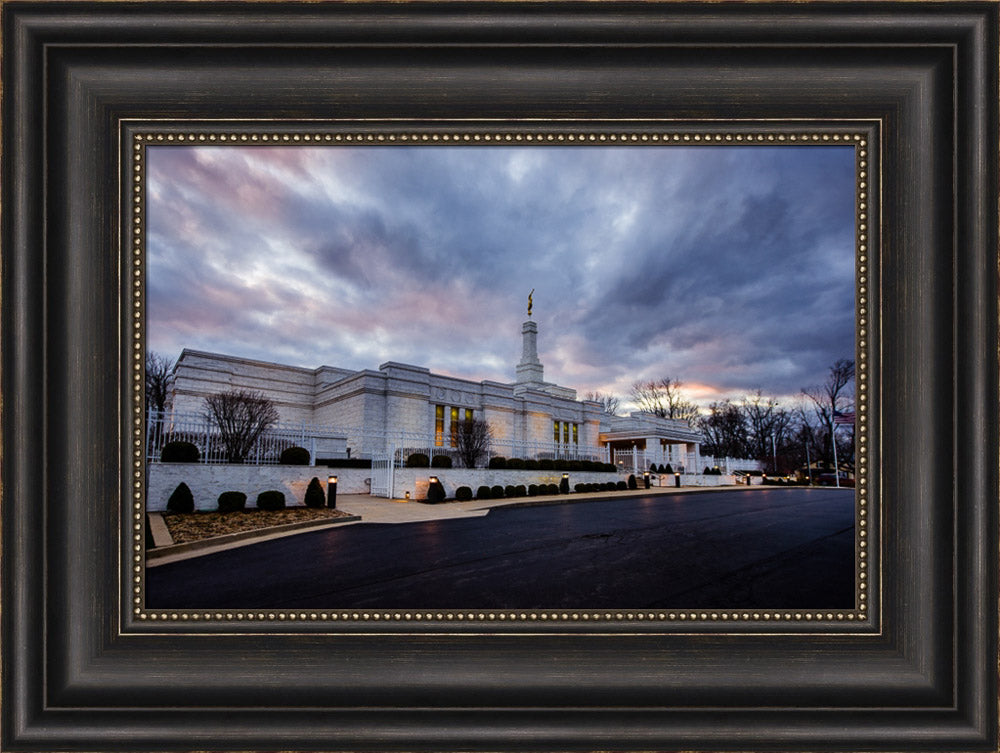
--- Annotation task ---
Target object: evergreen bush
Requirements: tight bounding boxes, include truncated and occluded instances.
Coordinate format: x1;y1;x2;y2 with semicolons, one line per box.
524;459;539;470
665;463;673;474
256;490;286;511
528;484;539;496
617;480;628;490
431;454;453;469
476;485;492;500
490;485;505;498
426;479;446;503
547;483;560;495
166;482;194;513
455;486;473;501
627;474;638;490
506;457;525;470
574;483;586;493
406;453;430;468
280;446;310;465
304;477;325;508
504;485;517;498
538;458;555;470
217;491;247;513
161;441;200;463
488;456;507;470
514;484;527;497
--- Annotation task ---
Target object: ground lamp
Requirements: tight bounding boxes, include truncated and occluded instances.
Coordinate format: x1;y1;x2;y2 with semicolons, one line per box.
560;473;570;494
643;471;651;489
327;475;338;508
674;471;681;488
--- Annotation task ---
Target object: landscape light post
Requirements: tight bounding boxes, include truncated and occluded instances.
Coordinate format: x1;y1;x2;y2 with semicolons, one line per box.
674;471;680;488
643;471;650;489
327;475;338;508
560;473;569;494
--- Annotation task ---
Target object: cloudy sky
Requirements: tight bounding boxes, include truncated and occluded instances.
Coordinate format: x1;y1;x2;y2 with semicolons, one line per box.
146;143;855;410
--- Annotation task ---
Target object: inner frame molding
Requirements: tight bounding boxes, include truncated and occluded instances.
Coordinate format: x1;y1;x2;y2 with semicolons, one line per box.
127;121;877;632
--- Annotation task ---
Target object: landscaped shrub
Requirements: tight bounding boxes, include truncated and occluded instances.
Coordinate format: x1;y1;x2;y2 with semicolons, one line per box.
406;453;430;468
665;463;673;474
455;486;473;501
538;458;555;471
704;466;712;475
627;474;638;490
490;485;505;498
605;482;617;491
280;446;310;465
426;479;446;503
514;484;527;497
256;490;286;511
524;459;539;470
547;483;560;495
217;491;247;513
488;456;507;470
504;485;517;498
651;462;658;472
431;454;453;469
166;482;194;513
506;458;525;470
304;477;325;508
528;484;539;496
476;485;492;500
566;460;582;471
574;483;586;493
617;480;628;490
161;441;199;463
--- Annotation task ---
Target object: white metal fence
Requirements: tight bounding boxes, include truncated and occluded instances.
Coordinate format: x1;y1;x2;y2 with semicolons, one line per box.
612;448;759;475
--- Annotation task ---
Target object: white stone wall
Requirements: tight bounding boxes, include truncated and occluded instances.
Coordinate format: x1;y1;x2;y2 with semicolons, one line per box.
393;468;620;500
147;463;376;511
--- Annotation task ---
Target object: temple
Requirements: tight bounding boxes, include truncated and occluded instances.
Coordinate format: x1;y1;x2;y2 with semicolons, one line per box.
162;306;706;469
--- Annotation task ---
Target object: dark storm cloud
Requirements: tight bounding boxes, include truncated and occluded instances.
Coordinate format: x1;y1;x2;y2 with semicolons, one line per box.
146;143;856;406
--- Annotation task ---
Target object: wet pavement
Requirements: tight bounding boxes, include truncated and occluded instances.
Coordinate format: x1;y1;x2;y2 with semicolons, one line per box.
145;487;856;610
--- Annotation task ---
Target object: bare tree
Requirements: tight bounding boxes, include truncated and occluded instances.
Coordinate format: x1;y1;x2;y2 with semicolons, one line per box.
454;418;492;469
145;351;174;414
584;391;621;416
741;390;793;473
801;358;855;466
630;377;700;427
204;389;279;463
698;400;748;459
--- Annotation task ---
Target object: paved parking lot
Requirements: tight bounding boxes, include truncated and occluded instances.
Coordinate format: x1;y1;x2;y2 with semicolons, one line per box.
145;487;856;610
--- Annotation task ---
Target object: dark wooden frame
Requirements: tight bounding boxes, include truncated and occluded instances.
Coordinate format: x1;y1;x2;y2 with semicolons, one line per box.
3;2;997;751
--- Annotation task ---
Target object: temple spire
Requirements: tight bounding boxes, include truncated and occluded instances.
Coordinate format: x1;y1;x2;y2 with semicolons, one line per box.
516;294;544;384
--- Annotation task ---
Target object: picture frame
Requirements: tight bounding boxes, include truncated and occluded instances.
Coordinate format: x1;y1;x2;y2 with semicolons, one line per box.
2;2;997;752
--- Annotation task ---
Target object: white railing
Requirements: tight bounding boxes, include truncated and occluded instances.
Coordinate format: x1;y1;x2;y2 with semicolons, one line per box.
612;448;760;475
147;410;612;467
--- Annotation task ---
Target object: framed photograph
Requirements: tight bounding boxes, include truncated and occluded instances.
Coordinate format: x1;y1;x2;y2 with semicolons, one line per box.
3;3;997;752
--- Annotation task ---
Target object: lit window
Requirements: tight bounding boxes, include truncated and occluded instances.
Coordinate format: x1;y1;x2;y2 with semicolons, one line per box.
435;405;444;447
465;408;474;424
553;420;560;443
450;407;459;447
572;423;579;445
563;421;569;444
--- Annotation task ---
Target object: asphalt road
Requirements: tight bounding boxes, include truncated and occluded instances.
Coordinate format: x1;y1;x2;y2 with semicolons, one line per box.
145;487;856;610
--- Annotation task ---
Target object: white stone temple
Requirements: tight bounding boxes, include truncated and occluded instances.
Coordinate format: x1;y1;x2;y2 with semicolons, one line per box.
162;301;705;467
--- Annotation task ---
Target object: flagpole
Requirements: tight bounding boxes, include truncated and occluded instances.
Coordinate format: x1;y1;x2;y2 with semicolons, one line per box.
832;420;840;488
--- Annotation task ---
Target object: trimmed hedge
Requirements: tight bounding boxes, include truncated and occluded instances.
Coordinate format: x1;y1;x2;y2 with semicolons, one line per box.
476;485;492;500
574;483;586;493
426;479;446;503
546;483;560;495
304;477;325;508
280;446;310;465
161;441;199;463
627;474;638;490
431;454;453;469
514;484;527;497
504;485;517;498
217;491;247;513
538;458;555;470
256;490;286;511
524;459;539;470
407;453;430;468
506;458;525;470
664;463;673;474
528;484;539;496
488;457;507;470
166;482;194;513
490;485;505;498
617;480;628;490
455;486;473;501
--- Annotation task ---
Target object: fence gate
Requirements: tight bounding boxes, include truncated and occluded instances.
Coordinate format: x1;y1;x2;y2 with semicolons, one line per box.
369;450;395;498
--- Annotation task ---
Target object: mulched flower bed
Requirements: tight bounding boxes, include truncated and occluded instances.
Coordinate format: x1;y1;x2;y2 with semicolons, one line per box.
160;507;351;544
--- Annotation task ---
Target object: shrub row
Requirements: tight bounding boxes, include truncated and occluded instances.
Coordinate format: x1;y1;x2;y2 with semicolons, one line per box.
703;466;724;475
487;457;615;472
574;481;629;493
405;453;454;468
162;442;319;466
648;463;674;474
165;478;334;513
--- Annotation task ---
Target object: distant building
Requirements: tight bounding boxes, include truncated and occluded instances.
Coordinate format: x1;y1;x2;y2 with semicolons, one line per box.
163;312;705;469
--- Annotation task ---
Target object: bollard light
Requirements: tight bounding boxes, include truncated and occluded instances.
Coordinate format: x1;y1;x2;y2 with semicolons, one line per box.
674;472;681;488
643;471;651;489
560;473;570;495
404;490;410;500
327;475;338;508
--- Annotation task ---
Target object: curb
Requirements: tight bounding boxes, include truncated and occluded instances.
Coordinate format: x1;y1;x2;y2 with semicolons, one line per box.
147;514;361;565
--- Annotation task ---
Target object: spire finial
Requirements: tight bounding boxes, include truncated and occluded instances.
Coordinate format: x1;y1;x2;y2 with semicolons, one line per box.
527;288;534;317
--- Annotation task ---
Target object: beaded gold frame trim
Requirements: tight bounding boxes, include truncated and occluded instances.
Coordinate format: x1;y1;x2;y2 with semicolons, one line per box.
127;124;874;631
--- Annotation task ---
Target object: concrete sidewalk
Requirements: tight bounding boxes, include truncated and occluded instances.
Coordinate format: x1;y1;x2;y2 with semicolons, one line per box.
334;484;759;524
